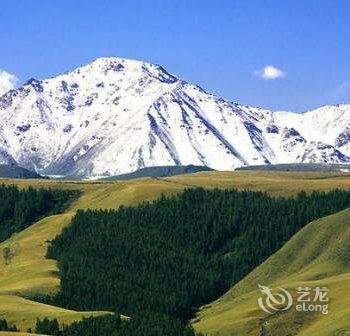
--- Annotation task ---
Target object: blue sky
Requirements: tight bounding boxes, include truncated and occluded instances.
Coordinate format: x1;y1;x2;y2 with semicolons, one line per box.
0;0;349;111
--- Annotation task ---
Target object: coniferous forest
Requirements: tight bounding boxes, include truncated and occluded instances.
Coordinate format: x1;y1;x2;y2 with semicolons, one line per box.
45;188;350;335
35;314;200;336
0;184;78;243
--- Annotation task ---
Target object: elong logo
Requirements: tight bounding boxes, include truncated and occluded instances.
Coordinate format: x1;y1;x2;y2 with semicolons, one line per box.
257;284;293;314
257;284;329;315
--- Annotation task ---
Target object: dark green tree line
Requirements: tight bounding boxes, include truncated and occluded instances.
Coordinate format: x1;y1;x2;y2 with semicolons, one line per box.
35;314;201;336
0;184;79;242
0;318;18;332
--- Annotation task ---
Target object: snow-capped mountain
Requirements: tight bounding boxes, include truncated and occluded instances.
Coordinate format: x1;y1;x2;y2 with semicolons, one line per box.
0;57;349;178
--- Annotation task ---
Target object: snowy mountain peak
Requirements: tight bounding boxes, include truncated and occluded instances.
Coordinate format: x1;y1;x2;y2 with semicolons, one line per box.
0;57;349;178
64;57;179;87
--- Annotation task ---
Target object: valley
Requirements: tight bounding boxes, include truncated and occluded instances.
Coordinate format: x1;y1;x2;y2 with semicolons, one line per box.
0;171;350;335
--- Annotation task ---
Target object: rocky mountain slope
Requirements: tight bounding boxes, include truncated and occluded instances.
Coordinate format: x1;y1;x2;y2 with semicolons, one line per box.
0;57;349;178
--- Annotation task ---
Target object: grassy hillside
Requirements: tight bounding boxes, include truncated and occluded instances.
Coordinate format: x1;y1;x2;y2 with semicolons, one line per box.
1;171;350;332
0;214;73;296
193;208;350;336
0;295;111;332
0;213;112;331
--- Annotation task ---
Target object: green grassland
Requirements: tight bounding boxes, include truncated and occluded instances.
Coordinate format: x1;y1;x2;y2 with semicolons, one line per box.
1;171;350;332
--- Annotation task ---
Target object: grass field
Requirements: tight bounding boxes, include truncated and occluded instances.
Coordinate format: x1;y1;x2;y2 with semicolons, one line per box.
1;170;350;333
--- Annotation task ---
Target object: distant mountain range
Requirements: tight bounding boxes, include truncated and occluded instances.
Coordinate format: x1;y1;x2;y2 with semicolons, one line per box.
101;165;214;181
0;164;43;179
0;57;349;179
238;163;350;172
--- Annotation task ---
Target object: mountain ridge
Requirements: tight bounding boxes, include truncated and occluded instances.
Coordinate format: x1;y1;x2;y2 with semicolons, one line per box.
0;164;44;179
100;164;214;181
0;57;349;178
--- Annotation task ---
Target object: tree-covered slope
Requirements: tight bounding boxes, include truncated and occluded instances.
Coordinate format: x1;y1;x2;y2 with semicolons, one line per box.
47;188;350;325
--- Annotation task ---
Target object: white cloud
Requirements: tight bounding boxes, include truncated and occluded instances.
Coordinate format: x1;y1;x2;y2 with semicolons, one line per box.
255;65;286;80
0;69;18;96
